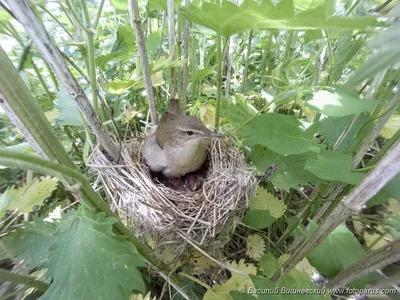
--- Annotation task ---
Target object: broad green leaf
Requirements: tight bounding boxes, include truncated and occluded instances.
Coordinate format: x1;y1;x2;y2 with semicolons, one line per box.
96;25;136;69
204;260;257;300
249;275;280;300
347;22;400;86
380;115;400;139
307;224;367;279
4;208;145;299
244;188;286;229
1;176;58;214
246;234;266;261
149;0;181;10
329;34;365;83
259;252;280;278
241;113;320;155
251;146;320;191
55;86;84;126
109;0;127;10
231;291;257;300
319;114;369;152
180;0;383;37
367;175;400;206
305;150;364;184
221;98;257;128
306;89;377;117
146;31;161;57
107;80;136;95
191;66;215;82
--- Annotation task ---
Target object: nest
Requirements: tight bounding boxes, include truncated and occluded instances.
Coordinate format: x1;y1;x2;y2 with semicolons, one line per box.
89;134;257;251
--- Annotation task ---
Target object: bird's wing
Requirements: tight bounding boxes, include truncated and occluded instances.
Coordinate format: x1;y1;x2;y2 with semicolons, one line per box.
142;134;167;172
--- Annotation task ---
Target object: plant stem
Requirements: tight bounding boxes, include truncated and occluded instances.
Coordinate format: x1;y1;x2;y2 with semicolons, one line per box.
272;139;400;280
167;0;177;101
128;0;158;125
93;0;105;29
5;0;120;161
181;0;190;114
241;30;253;93
215;33;222;127
328;239;400;288
0;268;49;293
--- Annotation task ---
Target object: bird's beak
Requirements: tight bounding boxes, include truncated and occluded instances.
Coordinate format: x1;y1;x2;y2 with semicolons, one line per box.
209;131;223;138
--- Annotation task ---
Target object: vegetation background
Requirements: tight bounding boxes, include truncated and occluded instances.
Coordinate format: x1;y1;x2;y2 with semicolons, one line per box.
0;0;399;299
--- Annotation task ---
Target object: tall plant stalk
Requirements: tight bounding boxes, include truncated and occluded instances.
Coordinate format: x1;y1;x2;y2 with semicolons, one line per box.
128;0;158;125
5;0;120;161
181;0;190;114
215;33;222;127
167;0;177;102
241;30;253;93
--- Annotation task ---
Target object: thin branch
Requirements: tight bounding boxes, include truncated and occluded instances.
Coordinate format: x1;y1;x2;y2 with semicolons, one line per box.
5;0;120;162
167;0;177;101
128;0;158;125
327;239;400;288
273;139;400;280
0;268;49;293
241;30;253;93
181;0;190;115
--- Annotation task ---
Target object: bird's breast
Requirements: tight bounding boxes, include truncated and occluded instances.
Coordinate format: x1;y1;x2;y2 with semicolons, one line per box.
163;139;208;177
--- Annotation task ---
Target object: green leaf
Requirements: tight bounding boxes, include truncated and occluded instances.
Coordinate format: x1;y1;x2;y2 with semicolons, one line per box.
329;34;365;83
347;22;400;86
221;97;257;128
1;176;58;215
259;252;280;278
244;210;276;229
107;80;136;95
55;85;84;127
180;0;383;37
190;66;215;82
319;114;369;152
305;150;364;184
96;25;136;69
251;146;320;191
146;31;161;57
4;208;145;299
246;234;266;261
367;175;400;206
307;223;367;280
306;89;378;117
241;113;320;155
109;0;127;10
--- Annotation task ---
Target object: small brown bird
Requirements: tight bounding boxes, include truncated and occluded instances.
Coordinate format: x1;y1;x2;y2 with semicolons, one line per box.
142;111;222;190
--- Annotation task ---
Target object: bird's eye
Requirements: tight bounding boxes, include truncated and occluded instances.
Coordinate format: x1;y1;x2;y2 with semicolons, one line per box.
187;131;194;136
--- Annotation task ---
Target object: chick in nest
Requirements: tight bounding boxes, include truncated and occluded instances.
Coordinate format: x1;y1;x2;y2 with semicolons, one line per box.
142;100;222;191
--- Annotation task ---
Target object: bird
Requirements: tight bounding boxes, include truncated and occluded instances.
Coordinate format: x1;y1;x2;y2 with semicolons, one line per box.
142;110;222;190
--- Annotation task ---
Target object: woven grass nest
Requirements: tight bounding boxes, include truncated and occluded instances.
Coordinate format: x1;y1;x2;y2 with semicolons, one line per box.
90;132;257;251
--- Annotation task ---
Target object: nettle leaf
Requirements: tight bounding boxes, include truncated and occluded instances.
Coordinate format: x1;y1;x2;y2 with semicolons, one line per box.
251;145;319;191
246;234;266;261
241;113;320;155
55;85;84;127
96;25;136;69
305;150;364;184
221;97;257;128
180;0;382;37
244;188;286;229
0;176;58;216
307;224;368;287
204;259;257;300
306;89;378;117
4;208;145;299
319;114;369;152
259;252;280;278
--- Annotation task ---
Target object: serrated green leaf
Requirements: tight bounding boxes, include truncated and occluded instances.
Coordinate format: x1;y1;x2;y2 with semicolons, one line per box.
305;150;364;184
251;146;320;191
221;98;257;128
244;210;276;229
246;234;266;261
55;85;84;126
180;0;383;37
4;208;145;299
306;89;378;117
259;252;280;278
96;25;136;69
241;113;320;155
250;189;287;218
319;114;369;152
307;224;367;281
1;176;58;215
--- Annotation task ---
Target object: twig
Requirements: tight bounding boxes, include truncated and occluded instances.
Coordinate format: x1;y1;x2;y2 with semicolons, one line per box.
128;0;158;125
181;0;190;115
167;0;177;101
327;239;400;288
241;30;253;93
273;139;400;280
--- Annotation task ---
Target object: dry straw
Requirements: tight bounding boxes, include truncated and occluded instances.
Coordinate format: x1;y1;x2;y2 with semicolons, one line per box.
89;134;257;250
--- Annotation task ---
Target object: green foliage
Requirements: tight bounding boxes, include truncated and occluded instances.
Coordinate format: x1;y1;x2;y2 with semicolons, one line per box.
0;176;58;217
306;88;378;117
304;150;364;184
251;146;319;191
244;188;286;229
241;113;320;155
55;86;84;127
180;0;382;37
4;207;145;299
307;224;367;284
